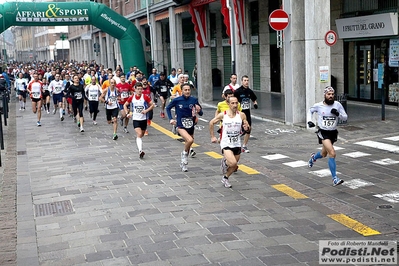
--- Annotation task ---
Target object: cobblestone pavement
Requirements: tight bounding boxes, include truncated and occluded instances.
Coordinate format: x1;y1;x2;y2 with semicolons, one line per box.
1;96;399;266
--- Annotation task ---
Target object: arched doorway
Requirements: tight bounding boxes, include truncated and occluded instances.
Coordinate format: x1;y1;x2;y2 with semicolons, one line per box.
0;1;145;72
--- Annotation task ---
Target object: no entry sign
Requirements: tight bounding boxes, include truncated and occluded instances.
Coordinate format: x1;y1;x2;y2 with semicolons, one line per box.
269;9;289;31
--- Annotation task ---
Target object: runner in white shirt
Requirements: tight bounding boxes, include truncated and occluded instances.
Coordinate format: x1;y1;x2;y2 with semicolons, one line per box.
209;96;250;188
222;74;239;96
85;76;102;125
48;73;65;121
27;73;43;126
307;86;348;186
14;72;28;111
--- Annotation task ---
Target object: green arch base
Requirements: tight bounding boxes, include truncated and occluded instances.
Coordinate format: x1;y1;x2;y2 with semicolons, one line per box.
0;2;145;72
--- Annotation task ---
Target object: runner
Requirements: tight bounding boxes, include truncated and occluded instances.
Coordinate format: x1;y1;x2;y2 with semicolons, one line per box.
153;72;174;118
166;83;203;172
116;74;134;133
307;86;348;186
41;78;51;114
209;96;250;188
27;73;43;126
124;82;155;158
99;79;120;140
48;73;65;121
64;75;86;132
14;72;28;111
85;76;102;125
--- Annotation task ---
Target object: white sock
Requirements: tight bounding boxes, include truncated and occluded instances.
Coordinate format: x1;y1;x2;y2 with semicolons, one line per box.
136;137;143;151
60;108;63;118
19;100;23;108
22;102;25;108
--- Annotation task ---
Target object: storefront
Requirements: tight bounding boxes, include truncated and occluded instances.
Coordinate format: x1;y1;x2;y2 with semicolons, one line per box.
337;13;399;104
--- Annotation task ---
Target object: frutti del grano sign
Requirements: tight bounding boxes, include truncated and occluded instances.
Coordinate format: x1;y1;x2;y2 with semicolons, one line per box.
16;4;89;22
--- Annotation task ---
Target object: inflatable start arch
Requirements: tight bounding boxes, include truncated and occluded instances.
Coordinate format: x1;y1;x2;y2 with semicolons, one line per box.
0;1;146;72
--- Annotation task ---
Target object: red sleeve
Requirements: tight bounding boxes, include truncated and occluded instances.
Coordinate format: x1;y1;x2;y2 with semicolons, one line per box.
126;95;134;103
144;95;152;103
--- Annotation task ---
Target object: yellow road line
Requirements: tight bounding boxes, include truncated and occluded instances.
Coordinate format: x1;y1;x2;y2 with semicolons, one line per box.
237;164;260;175
271;184;308;199
205;151;223;159
150;122;200;146
328;214;381;236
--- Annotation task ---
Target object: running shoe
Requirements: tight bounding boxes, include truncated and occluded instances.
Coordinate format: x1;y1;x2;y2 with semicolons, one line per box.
144;130;149;136
180;162;188;172
19;107;22;111
308;152;316;168
332;177;344;186
189;148;196;158
37;121;41;127
61;116;64;121
63;110;66;115
93;121;97;125
241;146;250;153
80;127;84;133
123;127;129;133
181;151;188;165
113;134;118;140
139;150;145;159
220;158;228;175
77;122;80;128
160;112;165;118
172;125;177;135
47;110;50;114
221;177;232;188
147;120;151;126
52;109;56;114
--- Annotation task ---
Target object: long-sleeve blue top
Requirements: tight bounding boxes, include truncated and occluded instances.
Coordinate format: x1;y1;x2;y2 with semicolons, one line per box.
166;95;203;129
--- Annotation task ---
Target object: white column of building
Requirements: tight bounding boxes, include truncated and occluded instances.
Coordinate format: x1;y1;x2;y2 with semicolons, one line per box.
168;7;178;70
87;39;93;61
100;36;107;67
151;14;163;72
235;2;252;87
79;39;84;62
69;41;73;61
175;13;184;71
196;6;212;102
106;34;115;69
283;0;331;125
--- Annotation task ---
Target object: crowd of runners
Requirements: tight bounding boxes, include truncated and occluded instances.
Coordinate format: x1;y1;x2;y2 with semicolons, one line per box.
4;59;347;188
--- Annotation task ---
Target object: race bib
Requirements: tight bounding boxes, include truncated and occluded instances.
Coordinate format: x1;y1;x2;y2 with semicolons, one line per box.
241;99;250;110
161;86;167;92
108;96;116;103
181;117;194;129
55;86;62;93
322;116;336;129
134;106;144;113
75;92;82;100
121;91;129;98
32;92;40;98
89;94;97;100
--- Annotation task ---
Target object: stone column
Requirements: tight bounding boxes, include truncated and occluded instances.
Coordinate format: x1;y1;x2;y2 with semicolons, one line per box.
283;0;331;125
152;14;163;72
259;0;270;92
100;36;107;67
196;6;212;103
168;7;178;70
106;34;115;69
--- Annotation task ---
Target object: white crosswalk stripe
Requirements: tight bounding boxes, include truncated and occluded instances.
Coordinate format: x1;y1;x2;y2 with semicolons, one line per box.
374;192;399;203
355;140;399;153
371;158;399;165
309;169;341;177
261;154;289;160
342;151;371;158
342;178;374;189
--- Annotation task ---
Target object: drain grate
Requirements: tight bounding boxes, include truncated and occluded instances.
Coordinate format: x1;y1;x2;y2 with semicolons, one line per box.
377;204;393;209
17;151;26;155
35;200;74;217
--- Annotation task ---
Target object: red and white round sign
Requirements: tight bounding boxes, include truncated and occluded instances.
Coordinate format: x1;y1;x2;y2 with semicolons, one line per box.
325;30;337;46
269;9;289;31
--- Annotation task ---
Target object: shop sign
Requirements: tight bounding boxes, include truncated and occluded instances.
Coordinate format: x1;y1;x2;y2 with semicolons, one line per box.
183;42;195;49
16;4;89;22
389;39;399;67
335;13;398;39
